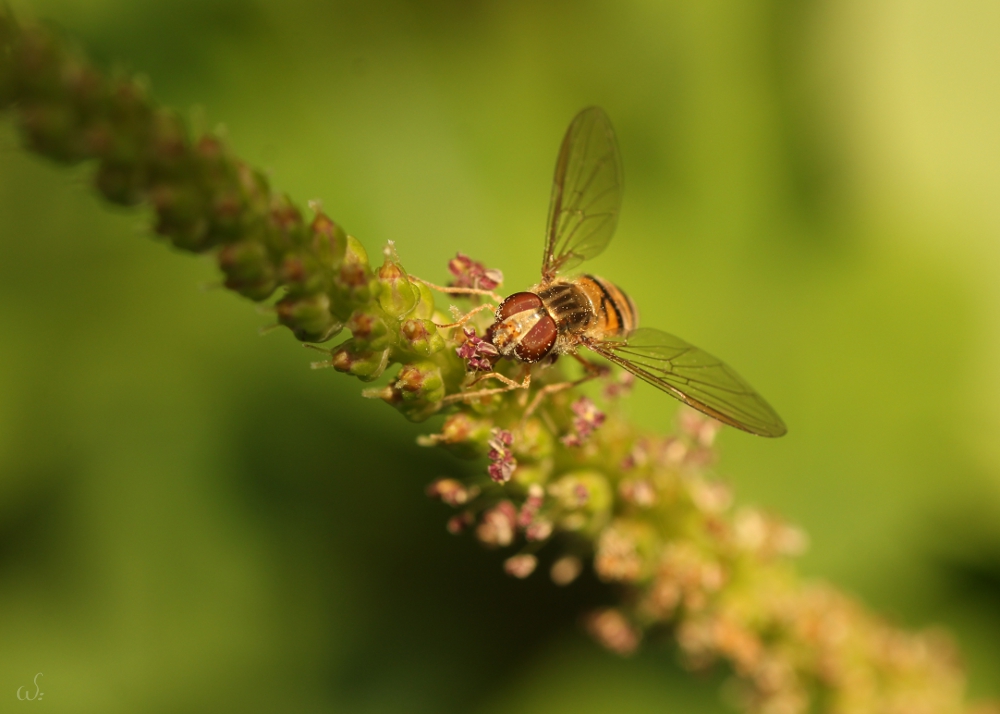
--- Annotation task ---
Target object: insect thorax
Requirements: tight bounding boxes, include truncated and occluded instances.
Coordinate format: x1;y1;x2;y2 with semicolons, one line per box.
536;281;594;334
539;276;636;339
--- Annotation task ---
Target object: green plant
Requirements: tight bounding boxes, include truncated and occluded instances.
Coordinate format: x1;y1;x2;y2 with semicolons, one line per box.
0;7;993;713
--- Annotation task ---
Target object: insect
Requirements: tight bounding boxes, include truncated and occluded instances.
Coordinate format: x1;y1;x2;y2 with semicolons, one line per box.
446;107;786;438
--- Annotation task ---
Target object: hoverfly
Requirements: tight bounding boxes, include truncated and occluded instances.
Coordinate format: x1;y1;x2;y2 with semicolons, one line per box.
465;106;786;438
435;108;785;436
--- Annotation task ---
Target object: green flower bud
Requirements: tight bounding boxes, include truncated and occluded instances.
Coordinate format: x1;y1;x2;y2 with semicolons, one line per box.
150;180;209;249
17;101;83;163
332;235;379;315
548;470;613;535
346;307;392;351
194;133;225;167
147;109;189;175
416;412;494;458
0;65;11;112
107;76;152;133
514;417;555;461
395;361;444;403
276;292;342;343
217;240;277;301
0;11;15;107
63;57;105;108
309;210;347;271
209;186;246;239
331;340;390;381
278;253;328;297
11;27;63;100
267;194;307;252
94;159;145;206
367;361;445;422
508;462;552;488
409;279;437;320
400;318;446;357
377;250;419;318
466;389;506;415
594;520;658;584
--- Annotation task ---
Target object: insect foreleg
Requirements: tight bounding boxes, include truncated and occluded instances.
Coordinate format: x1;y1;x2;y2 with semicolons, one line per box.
568;350;610;378
441;369;531;405
433;302;495;330
412;276;504;305
520;363;604;426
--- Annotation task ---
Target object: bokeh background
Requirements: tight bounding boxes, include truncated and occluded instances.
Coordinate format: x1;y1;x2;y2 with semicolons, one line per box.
1;0;999;711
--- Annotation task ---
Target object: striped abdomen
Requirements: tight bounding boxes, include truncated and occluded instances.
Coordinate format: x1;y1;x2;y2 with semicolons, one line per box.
538;274;638;341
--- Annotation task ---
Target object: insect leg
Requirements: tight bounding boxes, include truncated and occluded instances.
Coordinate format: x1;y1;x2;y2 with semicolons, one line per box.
440;369;531;405
520;356;606;426
433;302;495;330
412;276;504;304
568;351;611;378
303;343;335;369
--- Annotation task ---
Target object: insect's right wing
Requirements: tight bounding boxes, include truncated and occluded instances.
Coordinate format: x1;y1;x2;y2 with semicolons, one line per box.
541;106;624;281
587;328;787;437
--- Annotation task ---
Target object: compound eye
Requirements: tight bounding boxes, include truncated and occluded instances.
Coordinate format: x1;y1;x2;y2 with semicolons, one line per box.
496;292;544;321
514;314;558;362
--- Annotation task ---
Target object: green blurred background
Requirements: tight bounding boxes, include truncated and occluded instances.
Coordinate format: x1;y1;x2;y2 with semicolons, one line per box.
1;0;999;711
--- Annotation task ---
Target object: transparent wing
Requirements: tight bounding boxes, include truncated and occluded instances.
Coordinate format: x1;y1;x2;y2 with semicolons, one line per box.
542;106;624;281
587;328;787;437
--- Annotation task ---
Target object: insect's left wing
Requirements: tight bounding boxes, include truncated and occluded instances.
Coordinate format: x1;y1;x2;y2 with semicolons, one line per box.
587;328;787;437
542;107;624;281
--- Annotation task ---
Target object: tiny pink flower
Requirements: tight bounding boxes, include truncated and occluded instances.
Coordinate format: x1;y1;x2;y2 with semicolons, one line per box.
446;512;474;535
476;501;517;547
517;484;544;527
603;371;635;400
487;427;517;483
503;554;538;579
448;252;503;291
525;519;553;542
585;608;641;656
561;397;606;447
456;327;498;372
679;407;720;446
426;478;475;506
